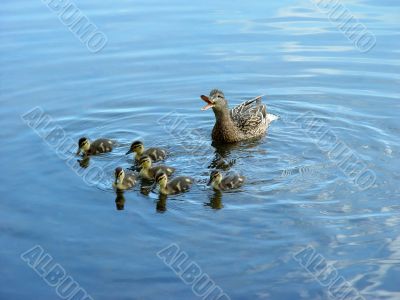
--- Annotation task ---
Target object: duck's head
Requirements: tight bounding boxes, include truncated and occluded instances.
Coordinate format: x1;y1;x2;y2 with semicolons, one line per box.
208;170;223;186
77;137;90;155
114;167;125;185
200;89;228;111
139;155;152;169
126;141;144;155
155;172;168;187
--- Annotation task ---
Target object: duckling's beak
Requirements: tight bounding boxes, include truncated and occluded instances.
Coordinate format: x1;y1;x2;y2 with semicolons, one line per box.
125;149;132;155
76;149;81;155
207;178;212;186
201;95;215;111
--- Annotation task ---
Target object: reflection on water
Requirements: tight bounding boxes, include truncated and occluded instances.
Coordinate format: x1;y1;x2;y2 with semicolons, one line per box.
205;190;224;210
156;194;168;213
77;156;90;169
115;192;125;210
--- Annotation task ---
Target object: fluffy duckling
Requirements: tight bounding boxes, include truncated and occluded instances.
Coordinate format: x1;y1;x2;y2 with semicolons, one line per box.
76;137;113;156
155;172;193;195
139;155;175;180
208;170;245;191
113;167;137;191
126;141;166;162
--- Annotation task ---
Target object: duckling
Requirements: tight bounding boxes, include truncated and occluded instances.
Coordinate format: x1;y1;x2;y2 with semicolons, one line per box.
155;172;193;195
113;167;137;191
207;170;245;191
76;137;113;156
139;155;175;180
200;89;277;143
126;141;166;162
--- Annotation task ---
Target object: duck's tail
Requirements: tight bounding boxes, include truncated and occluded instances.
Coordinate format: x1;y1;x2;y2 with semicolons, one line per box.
267;113;279;123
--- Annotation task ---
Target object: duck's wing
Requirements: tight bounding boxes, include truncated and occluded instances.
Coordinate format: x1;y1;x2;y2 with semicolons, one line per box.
169;177;193;194
145;148;167;161
125;174;137;188
90;139;113;154
230;96;267;134
221;174;245;189
155;165;175;176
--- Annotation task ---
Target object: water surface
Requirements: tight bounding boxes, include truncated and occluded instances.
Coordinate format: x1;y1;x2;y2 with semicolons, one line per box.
1;0;399;299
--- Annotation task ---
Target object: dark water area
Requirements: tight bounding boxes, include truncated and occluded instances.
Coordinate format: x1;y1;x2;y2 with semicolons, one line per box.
1;0;399;299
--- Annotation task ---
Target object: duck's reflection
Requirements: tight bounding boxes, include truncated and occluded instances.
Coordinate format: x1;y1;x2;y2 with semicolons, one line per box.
77;156;90;168
204;190;224;210
139;179;153;196
209;138;264;171
156;194;168;213
115;191;126;210
209;142;236;171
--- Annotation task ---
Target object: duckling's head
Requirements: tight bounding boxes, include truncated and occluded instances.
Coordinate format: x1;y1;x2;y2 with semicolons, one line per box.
155;172;168;187
77;137;90;155
126;140;144;155
139;155;152;169
208;170;223;186
200;89;228;112
114;167;125;185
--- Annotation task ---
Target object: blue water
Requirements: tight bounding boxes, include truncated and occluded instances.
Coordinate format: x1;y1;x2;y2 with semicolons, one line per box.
1;0;399;299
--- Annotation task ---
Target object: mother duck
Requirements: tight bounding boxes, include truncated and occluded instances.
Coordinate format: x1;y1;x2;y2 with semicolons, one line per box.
201;89;277;143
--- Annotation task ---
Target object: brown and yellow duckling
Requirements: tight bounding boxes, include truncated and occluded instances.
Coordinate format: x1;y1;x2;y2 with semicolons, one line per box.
113;167;137;191
126;141;166;162
155;172;193;195
76;137;113;156
208;170;245;191
139;155;175;180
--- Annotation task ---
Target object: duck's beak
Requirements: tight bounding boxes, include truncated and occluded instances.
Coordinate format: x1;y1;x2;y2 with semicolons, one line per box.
76;148;81;155
125;149;132;155
201;95;215;110
207;178;212;186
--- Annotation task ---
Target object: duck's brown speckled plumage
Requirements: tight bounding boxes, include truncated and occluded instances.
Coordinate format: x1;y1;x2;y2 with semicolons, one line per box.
201;89;276;143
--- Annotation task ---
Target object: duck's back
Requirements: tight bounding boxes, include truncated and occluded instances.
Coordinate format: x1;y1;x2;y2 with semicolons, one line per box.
151;165;175;178
144;148;166;162
168;177;193;194
123;173;137;189
90;139;113;154
230;97;268;138
220;174;245;190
